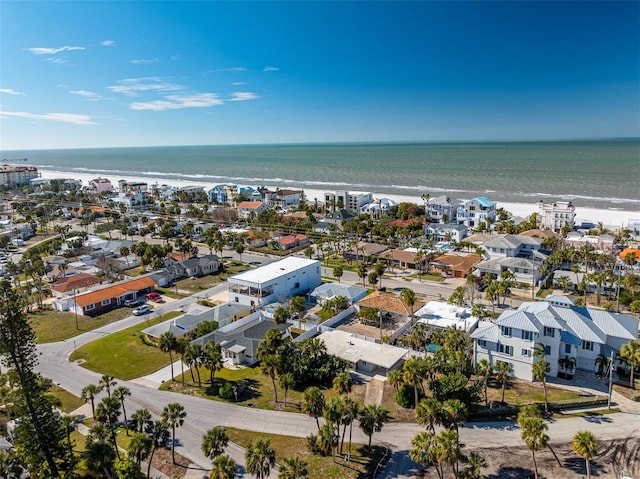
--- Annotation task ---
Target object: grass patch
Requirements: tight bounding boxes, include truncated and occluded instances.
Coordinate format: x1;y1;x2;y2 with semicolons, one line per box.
613;383;640;402
30;307;135;344
49;385;85;414
552;408;620;419
225;427;386;479
161;366;362;413
405;272;445;282
69;312;181;380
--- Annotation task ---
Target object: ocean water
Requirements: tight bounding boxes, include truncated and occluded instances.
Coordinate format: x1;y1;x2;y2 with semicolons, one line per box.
2;139;639;209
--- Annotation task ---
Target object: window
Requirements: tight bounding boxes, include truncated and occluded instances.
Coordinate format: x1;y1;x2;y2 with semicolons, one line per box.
544;327;555;337
501;326;512;337
522;349;531;357
545;345;551;356
478;340;487;348
521;330;533;341
498;344;514;356
101;299;111;306
565;344;572;354
582;340;594;351
85;304;95;311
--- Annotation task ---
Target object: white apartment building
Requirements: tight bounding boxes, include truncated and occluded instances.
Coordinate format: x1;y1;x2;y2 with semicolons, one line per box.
325;191;374;214
228;257;321;307
538;201;575;233
471;296;638;381
426;195;459;224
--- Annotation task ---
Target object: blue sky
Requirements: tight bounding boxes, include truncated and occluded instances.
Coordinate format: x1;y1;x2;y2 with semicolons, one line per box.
1;1;638;149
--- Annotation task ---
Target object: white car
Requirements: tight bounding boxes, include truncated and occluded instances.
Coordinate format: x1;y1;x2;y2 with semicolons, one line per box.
132;305;151;316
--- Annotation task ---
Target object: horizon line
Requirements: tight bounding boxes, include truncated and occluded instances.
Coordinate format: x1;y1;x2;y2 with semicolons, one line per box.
2;136;639;152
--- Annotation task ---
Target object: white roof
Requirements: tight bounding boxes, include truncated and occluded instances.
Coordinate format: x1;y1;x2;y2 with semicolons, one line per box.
318;329;408;370
230;257;319;285
415;301;479;332
495;310;541;332
470;321;501;343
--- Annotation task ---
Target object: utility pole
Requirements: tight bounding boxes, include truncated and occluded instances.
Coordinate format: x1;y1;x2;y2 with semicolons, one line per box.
73;289;79;330
608;350;615;409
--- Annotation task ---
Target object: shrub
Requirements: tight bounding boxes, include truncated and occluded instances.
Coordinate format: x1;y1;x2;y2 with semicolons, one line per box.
395;384;415;408
219;382;234;400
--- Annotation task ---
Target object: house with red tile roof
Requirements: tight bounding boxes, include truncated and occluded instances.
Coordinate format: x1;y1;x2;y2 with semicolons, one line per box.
53;276;156;317
356;290;425;318
274;234;309;250
51;273;102;298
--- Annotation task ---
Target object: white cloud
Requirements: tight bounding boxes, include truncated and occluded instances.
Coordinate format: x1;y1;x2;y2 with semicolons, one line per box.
46;58;69;65
70;90;106;101
130;58;159;64
130;93;223;111
263;66;280;72
24;46;85;55
0;110;96;125
100;40;116;46
232;82;246;86
228;91;259;102
171;55;181;61
107;77;184;97
202;67;247;76
0;89;24;96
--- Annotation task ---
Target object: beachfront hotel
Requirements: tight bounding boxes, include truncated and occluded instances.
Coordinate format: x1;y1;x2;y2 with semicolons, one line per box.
0;164;39;187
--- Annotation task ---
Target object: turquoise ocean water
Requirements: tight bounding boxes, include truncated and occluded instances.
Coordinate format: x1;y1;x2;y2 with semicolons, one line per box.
2;139;638;209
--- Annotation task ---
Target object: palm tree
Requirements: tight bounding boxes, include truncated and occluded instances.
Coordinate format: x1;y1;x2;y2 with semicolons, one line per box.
594;352;611;378
201;426;229;460
410;431;439;479
572;430;598;479
81;383;102;418
441;398;467;433
112;385;131;435
128;431;153;468
302;386;325;429
518;412;548;479
279;372;296;407
416;397;441;434
532;359;551;413
260;353;280;403
463;451;487;479
332;371;353;395
494;361;513;403
146;420;169;478
358;404;389;451
620;339;640;389
403;356;426;408
131;408;151;433
475;359;492;406
175;336;190;384
99;374;117;398
184;342;203;386
401;288;417;324
279;454;309;479
209;454;237;479
0;450;23;479
162;403;186;464
435;428;465;478
245;437;276;479
338;396;360;457
158;332;178;381
387;369;404;391
204;341;223;385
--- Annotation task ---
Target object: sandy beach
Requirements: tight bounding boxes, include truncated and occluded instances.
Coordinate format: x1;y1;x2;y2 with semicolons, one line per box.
41;170;639;230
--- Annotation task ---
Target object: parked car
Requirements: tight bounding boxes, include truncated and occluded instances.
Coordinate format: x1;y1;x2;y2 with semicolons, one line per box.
132;305;151;316
124;298;141;307
145;292;162;302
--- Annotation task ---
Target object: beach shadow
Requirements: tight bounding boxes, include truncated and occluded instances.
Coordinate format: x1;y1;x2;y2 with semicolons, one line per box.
488;466;537;479
564;456;606;476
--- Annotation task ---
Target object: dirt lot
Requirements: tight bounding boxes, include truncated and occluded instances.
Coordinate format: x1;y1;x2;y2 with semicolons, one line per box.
421;437;640;479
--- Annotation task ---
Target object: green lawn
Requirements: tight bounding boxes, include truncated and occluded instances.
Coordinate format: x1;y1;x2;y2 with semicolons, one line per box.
162;365;362;413
49;385;85;414
225;427;386;479
29;307;135;344
69;312;180;380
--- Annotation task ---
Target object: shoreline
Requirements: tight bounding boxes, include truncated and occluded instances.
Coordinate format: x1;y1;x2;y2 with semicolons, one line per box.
40;170;639;229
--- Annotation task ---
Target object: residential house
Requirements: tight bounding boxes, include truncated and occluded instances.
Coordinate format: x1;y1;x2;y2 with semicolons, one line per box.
86;177;113;194
356;290;425;320
53;276;156;317
431;253;483;278
323;209;356;228
237;200;269;219
415;300;480;333
456;196;496;228
475;234;547;285
343;241;388;262
193;311;288;366
263;189;303;209
426;195;459;224
425;223;468;243
310;283;368;305
380;248;422;270
537;201;576;233
359;198;398;218
564;232;616;253
317;328;408;376
118;180;148;193
471;297;638;381
273;234;310;251
51;273;102;298
552;270;619;297
208;184;255;205
228;257;321;307
482;234;544;258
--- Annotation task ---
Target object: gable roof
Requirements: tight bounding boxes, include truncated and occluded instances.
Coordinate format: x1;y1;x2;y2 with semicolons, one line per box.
52;273;101;293
74;277;155;307
237;201;265;210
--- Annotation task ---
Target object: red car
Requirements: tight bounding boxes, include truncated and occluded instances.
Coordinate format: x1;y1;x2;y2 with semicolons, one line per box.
145;292;162;302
